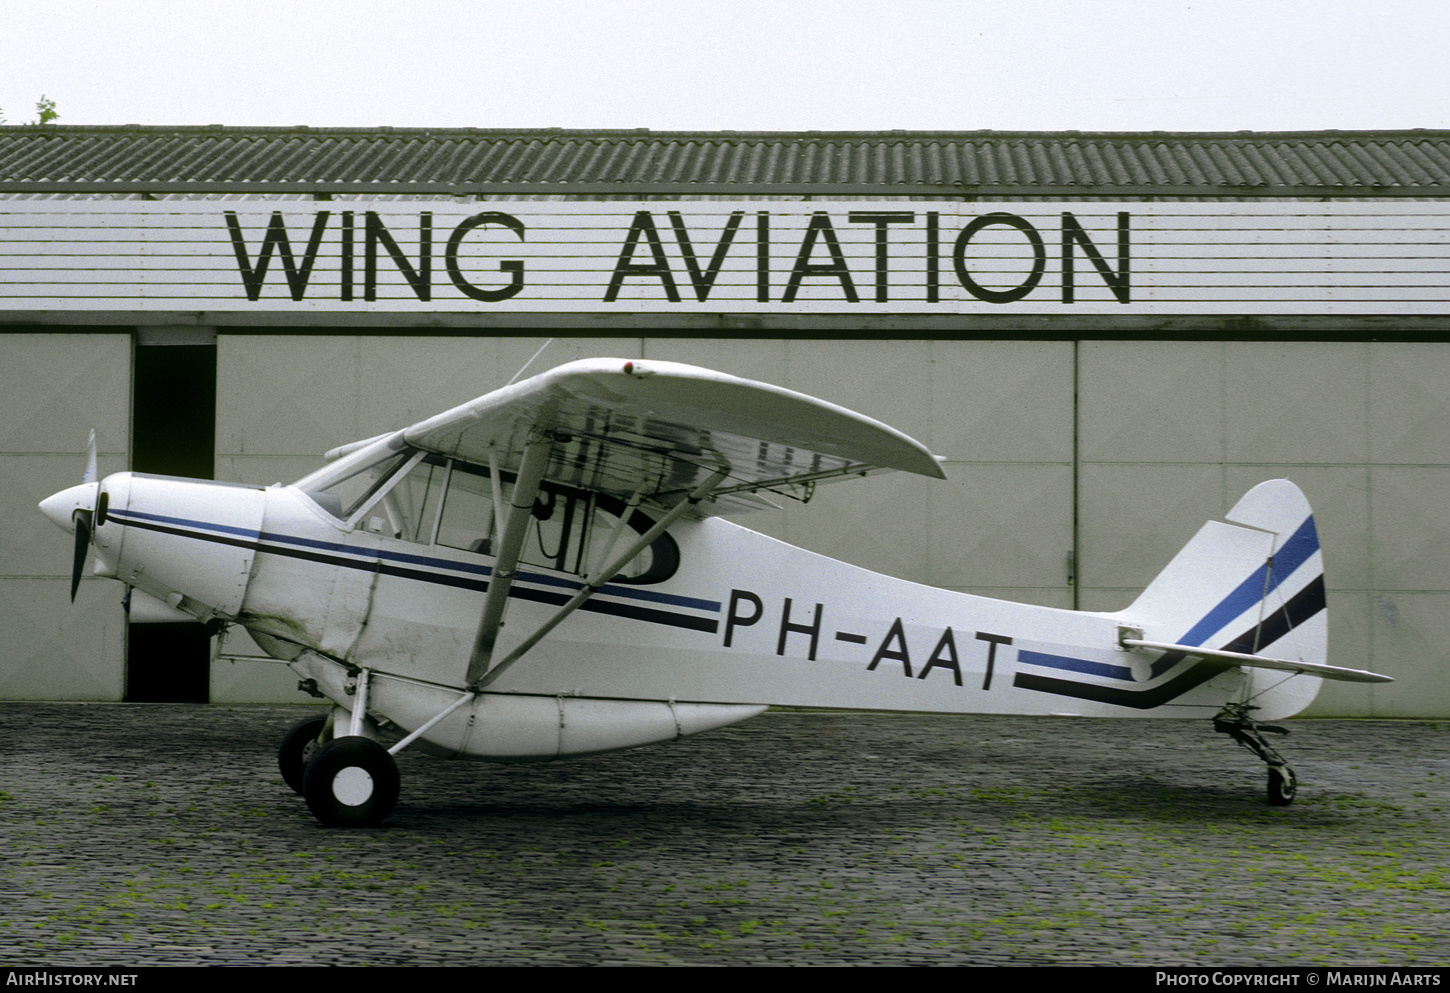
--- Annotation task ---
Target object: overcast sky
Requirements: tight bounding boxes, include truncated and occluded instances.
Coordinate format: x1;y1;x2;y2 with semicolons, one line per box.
2;0;1446;133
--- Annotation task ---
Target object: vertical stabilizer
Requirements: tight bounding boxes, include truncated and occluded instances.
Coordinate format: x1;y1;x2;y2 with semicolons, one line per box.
1114;480;1326;719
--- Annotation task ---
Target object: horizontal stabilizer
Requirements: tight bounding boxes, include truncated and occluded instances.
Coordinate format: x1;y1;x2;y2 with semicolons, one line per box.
1121;639;1393;684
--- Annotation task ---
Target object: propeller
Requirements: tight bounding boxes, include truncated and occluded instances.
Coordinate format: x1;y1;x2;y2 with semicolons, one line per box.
83;427;98;486
38;430;102;602
70;507;92;601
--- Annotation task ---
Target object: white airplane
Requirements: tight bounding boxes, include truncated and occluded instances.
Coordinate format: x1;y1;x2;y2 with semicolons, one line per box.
40;357;1391;826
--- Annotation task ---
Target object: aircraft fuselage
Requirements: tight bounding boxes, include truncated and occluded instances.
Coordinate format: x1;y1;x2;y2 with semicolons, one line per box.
43;464;1289;764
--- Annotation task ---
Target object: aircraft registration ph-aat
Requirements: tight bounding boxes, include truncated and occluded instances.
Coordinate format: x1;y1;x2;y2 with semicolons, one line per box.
40;357;1392;827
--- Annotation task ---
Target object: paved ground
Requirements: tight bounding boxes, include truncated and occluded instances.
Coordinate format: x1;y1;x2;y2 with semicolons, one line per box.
0;703;1447;967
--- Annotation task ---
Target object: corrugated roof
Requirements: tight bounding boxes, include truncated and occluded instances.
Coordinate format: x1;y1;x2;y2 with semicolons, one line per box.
2;126;1449;197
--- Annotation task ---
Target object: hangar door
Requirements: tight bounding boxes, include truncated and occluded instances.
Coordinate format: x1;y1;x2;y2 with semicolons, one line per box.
0;332;130;701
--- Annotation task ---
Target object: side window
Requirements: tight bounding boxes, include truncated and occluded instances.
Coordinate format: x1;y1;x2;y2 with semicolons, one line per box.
436;461;497;554
525;484;590;575
583;494;680;585
433;460;679;585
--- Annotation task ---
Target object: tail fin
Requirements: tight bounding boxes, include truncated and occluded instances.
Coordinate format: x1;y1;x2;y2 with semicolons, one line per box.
1117;480;1327;718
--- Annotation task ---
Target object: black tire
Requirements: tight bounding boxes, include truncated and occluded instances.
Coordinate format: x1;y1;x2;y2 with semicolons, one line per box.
278;715;328;795
302;736;400;828
1267;765;1297;806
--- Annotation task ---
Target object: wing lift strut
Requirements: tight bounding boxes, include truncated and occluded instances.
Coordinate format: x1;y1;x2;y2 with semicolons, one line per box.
375;436;733;757
301;432;732;826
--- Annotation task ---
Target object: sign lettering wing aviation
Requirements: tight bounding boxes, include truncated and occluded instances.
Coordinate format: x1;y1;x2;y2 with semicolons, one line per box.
39;357;1389;827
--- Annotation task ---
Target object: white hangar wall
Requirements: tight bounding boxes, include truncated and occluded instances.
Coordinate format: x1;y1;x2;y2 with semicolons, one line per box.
5;199;1450;319
206;334;1449;718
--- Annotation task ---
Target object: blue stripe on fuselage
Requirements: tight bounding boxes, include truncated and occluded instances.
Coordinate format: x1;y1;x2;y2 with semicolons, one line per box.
107;508;721;615
1017;650;1135;681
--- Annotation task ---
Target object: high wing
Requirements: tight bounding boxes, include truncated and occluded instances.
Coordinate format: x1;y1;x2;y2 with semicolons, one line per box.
391;357;945;688
399;357;946;515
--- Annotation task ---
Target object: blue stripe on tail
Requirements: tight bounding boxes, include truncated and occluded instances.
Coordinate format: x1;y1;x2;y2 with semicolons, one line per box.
1176;515;1319;648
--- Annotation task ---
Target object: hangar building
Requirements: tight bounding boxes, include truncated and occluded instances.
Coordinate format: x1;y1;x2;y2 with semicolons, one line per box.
2;126;1447;716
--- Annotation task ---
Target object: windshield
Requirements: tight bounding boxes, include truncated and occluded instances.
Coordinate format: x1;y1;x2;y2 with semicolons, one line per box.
295;439;414;523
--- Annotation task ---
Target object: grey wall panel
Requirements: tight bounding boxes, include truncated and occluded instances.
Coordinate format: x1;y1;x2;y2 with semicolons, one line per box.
1369;466;1450;593
1079;341;1226;464
2;574;126;700
0;335;131;456
927;462;1073;595
929;340;1073;463
777;339;935;451
1222;342;1370;465
0;334;130;701
1364;592;1450;719
1370;344;1450;465
218;337;368;457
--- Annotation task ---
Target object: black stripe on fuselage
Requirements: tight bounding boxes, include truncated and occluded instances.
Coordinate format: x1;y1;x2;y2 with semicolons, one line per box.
1012;576;1327;710
113;513;719;634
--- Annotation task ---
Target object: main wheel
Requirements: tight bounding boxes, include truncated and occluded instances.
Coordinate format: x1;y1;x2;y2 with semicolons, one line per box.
1267;765;1297;806
302;736;400;827
278;714;328;795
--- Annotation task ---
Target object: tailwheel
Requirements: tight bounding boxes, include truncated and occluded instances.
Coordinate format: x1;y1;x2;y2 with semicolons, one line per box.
1267;764;1297;806
302;736;400;828
278;714;328;795
1213;703;1298;807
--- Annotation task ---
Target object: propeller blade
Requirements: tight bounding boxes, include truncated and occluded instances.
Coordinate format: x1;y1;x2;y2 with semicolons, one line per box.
83;429;98;484
70;509;92;602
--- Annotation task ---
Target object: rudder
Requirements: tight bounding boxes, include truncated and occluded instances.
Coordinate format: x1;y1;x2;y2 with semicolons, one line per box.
1115;480;1326;718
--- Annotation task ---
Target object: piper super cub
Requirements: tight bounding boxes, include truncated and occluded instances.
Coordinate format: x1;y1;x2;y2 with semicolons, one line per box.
39;357;1392;826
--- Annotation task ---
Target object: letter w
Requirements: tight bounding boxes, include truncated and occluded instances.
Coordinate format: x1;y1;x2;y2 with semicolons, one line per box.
225;211;330;302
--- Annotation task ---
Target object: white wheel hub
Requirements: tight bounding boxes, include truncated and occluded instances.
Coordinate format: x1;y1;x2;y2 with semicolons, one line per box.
332;766;375;806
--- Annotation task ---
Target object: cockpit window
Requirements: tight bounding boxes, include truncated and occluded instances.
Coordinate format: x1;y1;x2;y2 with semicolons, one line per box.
435;459;496;554
295;447;678;585
373;452;445;542
434;460;678;585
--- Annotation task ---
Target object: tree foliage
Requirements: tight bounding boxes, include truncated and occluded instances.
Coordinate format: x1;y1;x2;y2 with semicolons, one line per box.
1;96;60;125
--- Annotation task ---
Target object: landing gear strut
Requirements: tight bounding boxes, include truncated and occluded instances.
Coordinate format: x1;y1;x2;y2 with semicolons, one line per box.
1214;703;1297;806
